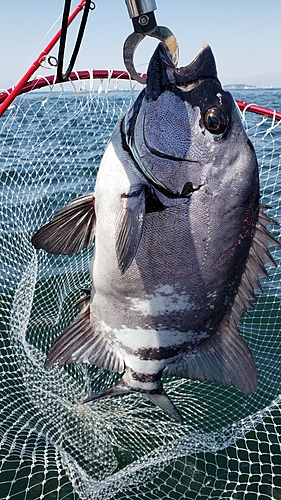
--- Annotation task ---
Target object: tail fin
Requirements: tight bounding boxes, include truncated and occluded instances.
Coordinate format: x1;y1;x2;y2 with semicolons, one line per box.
83;379;184;423
83;382;129;403
146;391;183;423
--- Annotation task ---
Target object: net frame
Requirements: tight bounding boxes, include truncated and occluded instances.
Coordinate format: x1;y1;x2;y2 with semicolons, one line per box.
1;71;281;120
0;72;281;500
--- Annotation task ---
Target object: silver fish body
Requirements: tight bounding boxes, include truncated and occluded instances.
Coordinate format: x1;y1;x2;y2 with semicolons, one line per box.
32;44;280;422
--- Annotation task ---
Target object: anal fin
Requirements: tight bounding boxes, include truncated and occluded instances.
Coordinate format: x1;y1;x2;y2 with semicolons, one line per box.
32;193;96;255
45;304;124;373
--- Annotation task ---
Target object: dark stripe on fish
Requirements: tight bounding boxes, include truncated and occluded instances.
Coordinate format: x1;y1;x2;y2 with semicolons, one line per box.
129;370;162;383
136;343;191;361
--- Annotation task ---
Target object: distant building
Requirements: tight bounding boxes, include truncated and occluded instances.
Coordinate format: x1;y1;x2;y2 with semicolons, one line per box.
224;84;257;89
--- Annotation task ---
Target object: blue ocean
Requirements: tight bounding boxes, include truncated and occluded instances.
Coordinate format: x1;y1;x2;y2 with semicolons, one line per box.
0;87;281;499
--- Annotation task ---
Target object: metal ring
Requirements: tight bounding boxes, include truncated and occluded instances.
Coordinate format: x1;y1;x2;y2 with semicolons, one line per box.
123;32;146;84
48;56;58;67
123;26;179;84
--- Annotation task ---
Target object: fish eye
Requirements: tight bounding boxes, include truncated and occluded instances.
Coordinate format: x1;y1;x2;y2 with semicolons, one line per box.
204;108;229;135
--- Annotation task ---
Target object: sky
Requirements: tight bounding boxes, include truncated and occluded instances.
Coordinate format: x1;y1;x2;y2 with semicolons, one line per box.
1;0;281;90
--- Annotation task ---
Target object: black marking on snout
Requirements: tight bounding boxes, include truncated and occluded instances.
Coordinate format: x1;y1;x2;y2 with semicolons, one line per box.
173;45;217;86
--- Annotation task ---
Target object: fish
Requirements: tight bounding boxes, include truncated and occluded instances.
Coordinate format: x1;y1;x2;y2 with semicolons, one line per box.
32;43;280;423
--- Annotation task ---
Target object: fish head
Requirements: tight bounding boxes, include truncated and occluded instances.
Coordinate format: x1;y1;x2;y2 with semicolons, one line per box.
124;43;257;199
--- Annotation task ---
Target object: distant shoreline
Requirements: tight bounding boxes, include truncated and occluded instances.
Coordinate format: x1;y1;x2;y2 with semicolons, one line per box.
224;85;281;90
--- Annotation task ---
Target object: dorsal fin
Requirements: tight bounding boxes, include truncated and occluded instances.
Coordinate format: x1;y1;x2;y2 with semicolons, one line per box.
164;205;280;394
232;204;280;322
164;318;257;395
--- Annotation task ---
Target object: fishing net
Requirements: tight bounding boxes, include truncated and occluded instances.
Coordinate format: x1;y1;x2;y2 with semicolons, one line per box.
0;75;281;500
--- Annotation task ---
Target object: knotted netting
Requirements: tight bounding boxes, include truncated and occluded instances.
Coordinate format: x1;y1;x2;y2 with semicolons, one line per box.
0;77;281;500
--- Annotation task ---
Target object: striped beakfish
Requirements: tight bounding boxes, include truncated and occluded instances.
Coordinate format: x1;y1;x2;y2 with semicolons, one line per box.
32;43;280;423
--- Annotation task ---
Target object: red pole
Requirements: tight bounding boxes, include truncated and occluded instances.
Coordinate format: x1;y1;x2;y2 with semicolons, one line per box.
0;0;86;118
236;99;281;121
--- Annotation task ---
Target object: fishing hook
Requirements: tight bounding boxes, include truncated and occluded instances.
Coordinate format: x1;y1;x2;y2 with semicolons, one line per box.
123;0;179;84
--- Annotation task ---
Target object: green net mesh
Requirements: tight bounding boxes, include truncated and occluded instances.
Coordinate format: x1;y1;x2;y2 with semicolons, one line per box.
0;79;280;500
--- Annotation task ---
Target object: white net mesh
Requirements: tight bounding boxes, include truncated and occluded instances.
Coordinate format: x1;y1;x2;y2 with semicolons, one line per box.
0;80;281;500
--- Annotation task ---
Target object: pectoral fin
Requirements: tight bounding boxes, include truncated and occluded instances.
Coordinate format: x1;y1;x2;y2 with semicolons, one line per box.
44;304;124;373
115;186;146;274
32;193;96;254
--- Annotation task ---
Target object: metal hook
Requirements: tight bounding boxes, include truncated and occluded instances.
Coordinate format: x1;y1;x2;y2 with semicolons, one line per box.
123;0;179;84
123;27;179;84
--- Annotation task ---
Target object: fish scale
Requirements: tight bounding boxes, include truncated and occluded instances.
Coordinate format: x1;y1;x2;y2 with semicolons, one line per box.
32;43;280;423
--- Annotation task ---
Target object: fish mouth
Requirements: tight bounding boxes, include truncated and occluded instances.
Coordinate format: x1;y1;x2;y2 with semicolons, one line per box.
145;42;219;98
172;43;218;86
